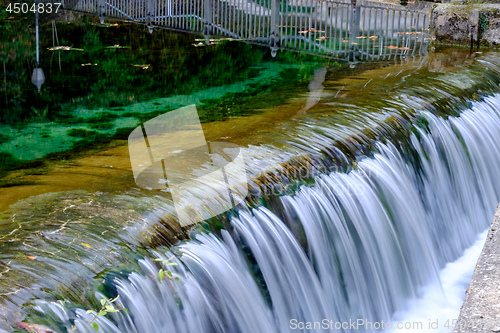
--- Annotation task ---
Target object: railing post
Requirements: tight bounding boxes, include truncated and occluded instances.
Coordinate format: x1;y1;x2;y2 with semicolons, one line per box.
97;0;106;23
147;0;155;33
204;0;213;34
349;0;360;60
469;9;479;49
270;0;280;47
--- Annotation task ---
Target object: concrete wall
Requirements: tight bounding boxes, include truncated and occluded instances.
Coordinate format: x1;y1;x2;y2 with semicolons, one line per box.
431;4;500;47
454;204;500;333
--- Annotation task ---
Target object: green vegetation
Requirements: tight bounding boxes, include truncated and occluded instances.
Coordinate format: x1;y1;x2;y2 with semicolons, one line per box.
86;296;129;331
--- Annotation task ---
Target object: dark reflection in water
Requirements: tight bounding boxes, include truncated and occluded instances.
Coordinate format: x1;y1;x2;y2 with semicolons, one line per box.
1;10;342;175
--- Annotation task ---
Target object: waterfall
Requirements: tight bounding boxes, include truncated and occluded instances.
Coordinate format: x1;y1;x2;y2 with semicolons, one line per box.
31;94;500;332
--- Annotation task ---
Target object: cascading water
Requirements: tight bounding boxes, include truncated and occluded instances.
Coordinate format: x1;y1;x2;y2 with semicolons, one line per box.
27;93;500;333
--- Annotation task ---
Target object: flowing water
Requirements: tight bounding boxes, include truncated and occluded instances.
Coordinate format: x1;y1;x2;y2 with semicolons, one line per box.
2;14;500;333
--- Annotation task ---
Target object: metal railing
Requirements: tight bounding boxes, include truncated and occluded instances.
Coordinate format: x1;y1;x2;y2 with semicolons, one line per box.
60;0;432;61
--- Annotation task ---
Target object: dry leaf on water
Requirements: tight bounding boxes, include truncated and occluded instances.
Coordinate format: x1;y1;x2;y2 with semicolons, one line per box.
15;322;54;333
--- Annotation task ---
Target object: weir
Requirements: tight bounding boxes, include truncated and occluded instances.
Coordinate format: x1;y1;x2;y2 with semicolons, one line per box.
2;5;500;331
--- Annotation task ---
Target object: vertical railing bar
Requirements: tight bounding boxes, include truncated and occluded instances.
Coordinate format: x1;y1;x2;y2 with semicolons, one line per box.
368;7;373;59
328;2;333;54
376;7;381;59
188;0;191;31
293;0;298;49
228;0;231;35
366;7;371;59
337;2;342;55
403;9;407;60
382;8;388;59
168;0;172;28
260;0;263;40
227;0;230;34
308;0;312;52
320;0;325;54
411;11;417;57
184;0;187;31
345;3;350;56
239;0;243;38
334;2;339;55
193;0;197;31
220;0;224;35
299;0;303;51
314;0;318;53
419;12;426;55
280;0;283;47
254;0;258;41
266;0;270;44
244;0;250;38
283;0;287;48
342;3;347;56
389;9;395;59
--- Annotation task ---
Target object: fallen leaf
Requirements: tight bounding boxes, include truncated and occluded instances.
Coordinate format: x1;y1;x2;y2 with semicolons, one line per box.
15;322;54;333
27;255;36;260
81;243;93;249
48;46;84;51
369;35;378;40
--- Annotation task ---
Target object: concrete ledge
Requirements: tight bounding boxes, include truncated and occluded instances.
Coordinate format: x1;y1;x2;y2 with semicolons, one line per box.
432;4;500;48
454;204;500;333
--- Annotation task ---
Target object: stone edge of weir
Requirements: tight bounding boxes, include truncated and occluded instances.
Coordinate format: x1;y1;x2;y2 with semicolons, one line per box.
454;203;500;333
431;4;500;48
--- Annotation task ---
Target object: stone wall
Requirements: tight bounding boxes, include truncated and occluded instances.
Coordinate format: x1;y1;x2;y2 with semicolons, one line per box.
454;204;500;333
431;4;500;48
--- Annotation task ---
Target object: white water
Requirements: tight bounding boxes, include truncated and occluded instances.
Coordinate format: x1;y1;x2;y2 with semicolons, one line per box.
34;95;500;333
390;229;487;333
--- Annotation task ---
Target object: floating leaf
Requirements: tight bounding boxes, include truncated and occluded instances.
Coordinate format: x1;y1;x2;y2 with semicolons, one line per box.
26;255;36;260
47;46;84;51
81;243;93;249
15;322;54;332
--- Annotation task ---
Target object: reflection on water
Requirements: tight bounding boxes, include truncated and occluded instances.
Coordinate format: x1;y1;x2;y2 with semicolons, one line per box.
2;8;500;332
